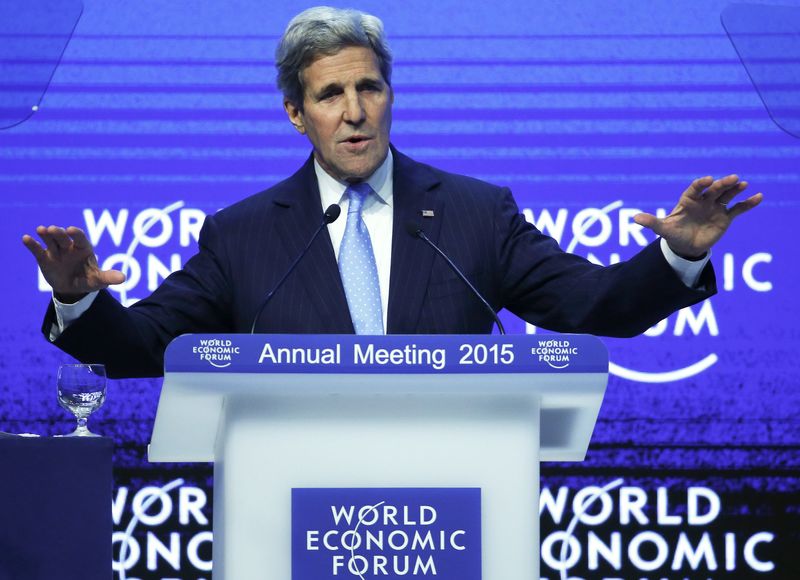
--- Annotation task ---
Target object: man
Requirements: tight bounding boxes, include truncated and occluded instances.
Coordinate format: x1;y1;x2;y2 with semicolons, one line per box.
22;7;761;378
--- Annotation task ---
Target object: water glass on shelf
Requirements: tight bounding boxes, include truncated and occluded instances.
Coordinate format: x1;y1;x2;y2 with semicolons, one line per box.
57;364;106;437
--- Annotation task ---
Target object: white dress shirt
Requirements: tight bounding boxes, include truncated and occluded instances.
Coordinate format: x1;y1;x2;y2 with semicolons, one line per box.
315;150;394;332
51;151;708;337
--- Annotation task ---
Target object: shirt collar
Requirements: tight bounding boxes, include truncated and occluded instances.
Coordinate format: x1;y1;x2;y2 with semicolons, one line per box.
314;148;393;209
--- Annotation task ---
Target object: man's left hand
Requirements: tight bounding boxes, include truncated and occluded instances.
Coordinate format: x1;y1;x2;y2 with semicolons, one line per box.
633;174;763;259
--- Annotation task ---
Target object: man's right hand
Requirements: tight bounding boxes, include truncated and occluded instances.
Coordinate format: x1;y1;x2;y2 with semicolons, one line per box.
22;225;125;303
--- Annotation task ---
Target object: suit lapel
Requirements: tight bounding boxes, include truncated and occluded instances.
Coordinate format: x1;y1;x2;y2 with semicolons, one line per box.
272;156;354;333
387;149;444;333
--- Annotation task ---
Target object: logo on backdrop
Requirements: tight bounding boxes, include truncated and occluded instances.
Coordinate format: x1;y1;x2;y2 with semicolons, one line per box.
37;201;204;308
539;480;778;579
292;488;481;579
522;201;773;383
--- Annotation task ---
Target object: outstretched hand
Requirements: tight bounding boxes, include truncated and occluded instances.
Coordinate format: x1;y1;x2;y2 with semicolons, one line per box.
633;175;763;259
22;225;125;302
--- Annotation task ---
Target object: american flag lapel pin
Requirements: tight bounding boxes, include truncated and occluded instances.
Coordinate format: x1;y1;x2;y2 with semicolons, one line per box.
421;209;435;218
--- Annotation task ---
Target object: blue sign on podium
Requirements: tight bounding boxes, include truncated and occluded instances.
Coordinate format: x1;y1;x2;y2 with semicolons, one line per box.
292;488;482;580
165;333;608;374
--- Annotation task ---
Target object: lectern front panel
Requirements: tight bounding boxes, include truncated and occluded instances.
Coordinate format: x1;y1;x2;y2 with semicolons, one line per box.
214;394;540;579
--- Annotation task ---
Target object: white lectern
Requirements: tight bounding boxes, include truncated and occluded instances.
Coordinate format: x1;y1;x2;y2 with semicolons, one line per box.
149;334;607;580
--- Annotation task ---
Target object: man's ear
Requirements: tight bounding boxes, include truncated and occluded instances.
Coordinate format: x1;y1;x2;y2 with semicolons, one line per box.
284;99;306;134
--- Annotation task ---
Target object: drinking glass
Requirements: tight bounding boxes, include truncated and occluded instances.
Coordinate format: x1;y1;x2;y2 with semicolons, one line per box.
57;364;106;437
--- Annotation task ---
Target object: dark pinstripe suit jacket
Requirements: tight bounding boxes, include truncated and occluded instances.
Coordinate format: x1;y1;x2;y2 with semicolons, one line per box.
46;148;715;377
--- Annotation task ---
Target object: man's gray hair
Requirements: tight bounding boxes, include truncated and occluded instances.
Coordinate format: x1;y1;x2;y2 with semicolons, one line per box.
276;6;392;109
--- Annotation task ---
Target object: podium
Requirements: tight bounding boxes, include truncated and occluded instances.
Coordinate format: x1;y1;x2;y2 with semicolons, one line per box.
149;334;607;579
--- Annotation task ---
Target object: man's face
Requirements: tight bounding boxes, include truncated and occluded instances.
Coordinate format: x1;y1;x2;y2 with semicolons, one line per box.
284;46;393;183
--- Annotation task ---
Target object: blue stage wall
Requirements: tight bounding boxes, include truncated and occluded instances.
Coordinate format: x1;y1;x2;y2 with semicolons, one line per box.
1;0;798;578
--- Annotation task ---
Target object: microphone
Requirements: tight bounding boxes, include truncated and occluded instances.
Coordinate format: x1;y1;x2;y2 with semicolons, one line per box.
249;204;341;333
405;221;505;335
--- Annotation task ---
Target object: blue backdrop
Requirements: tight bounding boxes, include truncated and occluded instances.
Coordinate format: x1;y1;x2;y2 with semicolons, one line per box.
1;1;798;578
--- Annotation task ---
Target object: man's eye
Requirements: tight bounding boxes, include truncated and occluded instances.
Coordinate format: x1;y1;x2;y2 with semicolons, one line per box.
319;90;340;101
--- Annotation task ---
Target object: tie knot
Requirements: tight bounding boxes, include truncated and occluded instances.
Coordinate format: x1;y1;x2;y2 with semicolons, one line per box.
346;182;373;213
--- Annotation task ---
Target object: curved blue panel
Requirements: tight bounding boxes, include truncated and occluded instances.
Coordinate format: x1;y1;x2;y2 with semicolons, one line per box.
0;0;83;129
722;3;800;139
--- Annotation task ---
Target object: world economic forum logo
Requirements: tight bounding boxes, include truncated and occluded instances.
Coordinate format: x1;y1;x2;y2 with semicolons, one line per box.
522;200;773;383
532;339;578;369
292;488;481;580
191;338;240;368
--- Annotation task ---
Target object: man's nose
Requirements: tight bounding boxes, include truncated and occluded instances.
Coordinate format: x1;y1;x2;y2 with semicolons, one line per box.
342;91;366;124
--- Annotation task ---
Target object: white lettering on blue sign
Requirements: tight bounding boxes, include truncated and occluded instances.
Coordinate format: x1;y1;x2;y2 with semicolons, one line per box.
353;344;447;370
259;343;341;365
292;489;481;579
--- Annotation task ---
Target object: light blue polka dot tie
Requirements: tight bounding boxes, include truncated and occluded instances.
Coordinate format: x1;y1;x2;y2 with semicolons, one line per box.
339;182;384;335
